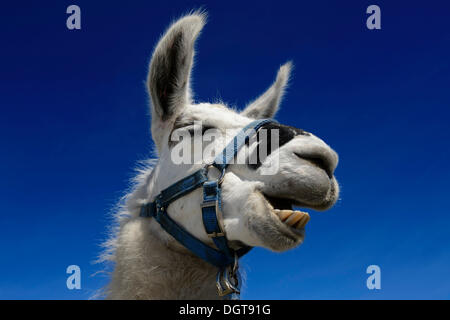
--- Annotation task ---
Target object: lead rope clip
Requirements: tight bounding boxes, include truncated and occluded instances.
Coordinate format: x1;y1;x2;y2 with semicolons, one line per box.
216;253;240;298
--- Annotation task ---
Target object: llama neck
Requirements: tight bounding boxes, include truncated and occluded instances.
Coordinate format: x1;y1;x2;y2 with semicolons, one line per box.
108;218;220;299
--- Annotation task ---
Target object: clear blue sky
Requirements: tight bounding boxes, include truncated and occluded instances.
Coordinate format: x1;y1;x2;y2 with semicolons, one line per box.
1;0;449;299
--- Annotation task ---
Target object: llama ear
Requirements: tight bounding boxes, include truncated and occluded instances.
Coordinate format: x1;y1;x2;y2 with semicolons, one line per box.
147;13;206;139
241;62;292;119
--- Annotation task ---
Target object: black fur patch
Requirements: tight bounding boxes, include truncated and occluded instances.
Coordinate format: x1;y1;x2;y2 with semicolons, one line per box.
249;123;310;169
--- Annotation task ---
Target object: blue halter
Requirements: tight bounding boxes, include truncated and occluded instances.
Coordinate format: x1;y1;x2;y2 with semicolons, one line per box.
140;118;277;299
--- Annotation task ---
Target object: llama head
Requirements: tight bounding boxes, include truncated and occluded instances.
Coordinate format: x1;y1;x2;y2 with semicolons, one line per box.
146;13;339;253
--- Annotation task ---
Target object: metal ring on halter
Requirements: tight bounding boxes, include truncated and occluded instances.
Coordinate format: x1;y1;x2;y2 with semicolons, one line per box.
206;164;226;185
216;253;240;296
216;267;240;296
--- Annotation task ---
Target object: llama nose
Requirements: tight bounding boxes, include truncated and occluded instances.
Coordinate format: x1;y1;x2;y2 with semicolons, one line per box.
294;148;338;178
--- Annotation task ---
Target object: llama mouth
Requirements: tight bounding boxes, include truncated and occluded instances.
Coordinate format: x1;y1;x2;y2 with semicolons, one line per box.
263;194;310;230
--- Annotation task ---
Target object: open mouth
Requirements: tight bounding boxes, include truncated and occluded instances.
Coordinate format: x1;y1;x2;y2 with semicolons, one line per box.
263;194;310;230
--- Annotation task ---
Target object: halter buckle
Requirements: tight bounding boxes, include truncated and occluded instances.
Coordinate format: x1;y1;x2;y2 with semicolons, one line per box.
201;200;217;208
201;199;226;238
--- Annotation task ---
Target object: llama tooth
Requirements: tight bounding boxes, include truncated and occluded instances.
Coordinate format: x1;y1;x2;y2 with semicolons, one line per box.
278;210;293;221
284;211;302;226
296;213;310;229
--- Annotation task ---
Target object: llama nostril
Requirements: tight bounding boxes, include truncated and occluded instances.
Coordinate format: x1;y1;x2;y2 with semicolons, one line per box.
294;152;333;178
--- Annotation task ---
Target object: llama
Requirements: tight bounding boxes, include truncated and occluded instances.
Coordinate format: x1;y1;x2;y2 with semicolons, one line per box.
101;12;339;299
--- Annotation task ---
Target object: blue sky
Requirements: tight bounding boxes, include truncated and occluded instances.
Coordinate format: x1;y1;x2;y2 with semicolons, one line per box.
1;0;449;299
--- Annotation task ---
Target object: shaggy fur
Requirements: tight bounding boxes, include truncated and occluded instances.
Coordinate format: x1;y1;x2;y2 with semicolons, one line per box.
100;12;340;299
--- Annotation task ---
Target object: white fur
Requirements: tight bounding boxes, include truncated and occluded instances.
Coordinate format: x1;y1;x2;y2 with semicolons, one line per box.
100;12;339;299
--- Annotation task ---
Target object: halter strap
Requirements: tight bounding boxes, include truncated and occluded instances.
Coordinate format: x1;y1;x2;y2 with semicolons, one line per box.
139;118;278;298
212;118;275;171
